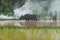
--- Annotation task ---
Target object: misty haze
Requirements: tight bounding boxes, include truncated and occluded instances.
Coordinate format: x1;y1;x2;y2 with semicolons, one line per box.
0;0;60;19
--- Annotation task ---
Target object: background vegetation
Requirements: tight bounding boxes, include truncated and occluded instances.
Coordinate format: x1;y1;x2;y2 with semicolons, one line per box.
0;0;15;16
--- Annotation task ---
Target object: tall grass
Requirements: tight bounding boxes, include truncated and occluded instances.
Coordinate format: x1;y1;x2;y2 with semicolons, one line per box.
0;26;60;40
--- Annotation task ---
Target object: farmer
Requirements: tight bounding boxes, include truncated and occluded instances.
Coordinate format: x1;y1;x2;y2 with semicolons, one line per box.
53;12;57;23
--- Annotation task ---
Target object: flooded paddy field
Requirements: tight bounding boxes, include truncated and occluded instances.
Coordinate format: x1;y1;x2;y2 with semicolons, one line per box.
0;20;60;27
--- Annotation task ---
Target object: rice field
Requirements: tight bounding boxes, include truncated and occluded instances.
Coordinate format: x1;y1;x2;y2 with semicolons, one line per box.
0;26;60;40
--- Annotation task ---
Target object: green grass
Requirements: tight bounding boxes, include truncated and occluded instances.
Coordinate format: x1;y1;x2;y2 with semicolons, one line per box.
0;26;60;40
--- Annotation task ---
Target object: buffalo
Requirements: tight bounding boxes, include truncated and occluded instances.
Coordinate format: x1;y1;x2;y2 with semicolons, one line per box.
20;14;37;21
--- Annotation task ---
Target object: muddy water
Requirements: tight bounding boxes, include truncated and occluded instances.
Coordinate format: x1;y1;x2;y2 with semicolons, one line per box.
0;20;59;27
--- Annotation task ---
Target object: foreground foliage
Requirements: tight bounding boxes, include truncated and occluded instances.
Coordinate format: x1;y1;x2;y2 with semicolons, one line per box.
0;27;60;40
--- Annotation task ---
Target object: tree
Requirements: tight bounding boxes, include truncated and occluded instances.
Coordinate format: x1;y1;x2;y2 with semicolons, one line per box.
0;0;26;16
